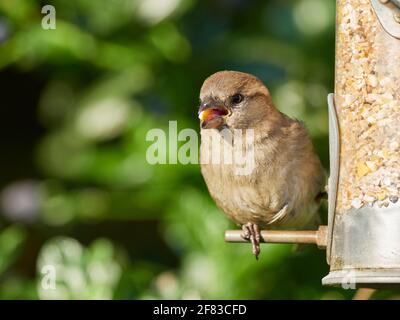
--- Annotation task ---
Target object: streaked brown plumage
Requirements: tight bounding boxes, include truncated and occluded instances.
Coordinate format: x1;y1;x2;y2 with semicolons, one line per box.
198;71;326;258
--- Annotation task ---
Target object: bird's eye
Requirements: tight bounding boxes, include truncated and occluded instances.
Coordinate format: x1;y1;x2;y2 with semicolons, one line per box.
230;93;244;105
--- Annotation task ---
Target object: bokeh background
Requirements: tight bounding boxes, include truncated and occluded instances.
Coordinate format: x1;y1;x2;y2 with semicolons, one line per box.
0;0;392;299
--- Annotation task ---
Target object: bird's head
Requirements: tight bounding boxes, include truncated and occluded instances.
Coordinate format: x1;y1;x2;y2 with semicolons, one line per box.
199;70;276;130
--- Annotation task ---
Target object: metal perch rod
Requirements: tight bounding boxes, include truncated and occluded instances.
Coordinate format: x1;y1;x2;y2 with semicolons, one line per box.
225;225;328;249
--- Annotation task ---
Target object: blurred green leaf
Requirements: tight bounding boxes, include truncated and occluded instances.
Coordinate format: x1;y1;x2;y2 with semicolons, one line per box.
0;225;27;275
36;237;123;299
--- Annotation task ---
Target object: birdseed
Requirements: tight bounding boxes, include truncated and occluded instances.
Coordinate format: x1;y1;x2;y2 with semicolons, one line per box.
335;0;400;212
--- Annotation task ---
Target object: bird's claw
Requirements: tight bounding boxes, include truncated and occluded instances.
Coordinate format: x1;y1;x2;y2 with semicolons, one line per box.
241;223;261;259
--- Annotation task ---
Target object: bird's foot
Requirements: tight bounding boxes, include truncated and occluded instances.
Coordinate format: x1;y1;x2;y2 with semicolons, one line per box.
241;223;261;259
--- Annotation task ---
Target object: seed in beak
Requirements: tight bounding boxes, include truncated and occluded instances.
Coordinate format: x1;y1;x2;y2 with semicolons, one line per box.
198;108;228;122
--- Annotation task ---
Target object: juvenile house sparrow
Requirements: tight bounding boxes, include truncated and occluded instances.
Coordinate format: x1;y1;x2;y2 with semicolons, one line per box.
199;71;326;258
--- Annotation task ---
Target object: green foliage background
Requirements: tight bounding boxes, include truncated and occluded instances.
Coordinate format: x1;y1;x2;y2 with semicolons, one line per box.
0;0;385;299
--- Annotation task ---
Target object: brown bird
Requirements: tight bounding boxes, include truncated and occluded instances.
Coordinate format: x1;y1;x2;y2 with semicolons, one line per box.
198;71;326;258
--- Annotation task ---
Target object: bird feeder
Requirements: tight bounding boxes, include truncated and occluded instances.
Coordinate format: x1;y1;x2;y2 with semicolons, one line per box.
323;0;400;287
225;0;400;288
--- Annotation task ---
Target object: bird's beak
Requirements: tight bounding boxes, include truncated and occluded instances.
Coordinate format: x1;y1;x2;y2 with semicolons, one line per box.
198;101;229;129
